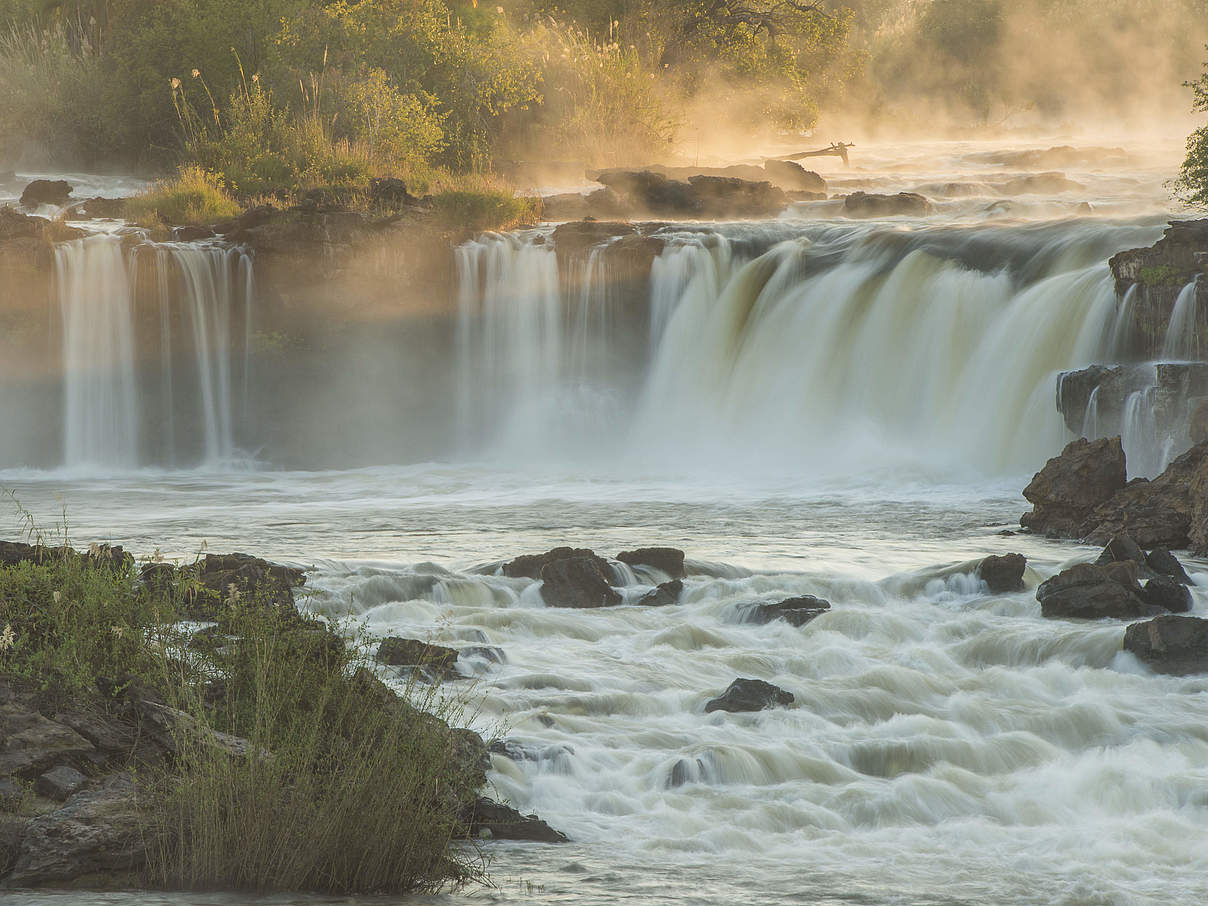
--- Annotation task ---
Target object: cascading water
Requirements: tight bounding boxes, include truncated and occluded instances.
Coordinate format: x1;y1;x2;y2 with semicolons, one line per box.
55;233;254;470
456;221;1157;476
1162;280;1200;359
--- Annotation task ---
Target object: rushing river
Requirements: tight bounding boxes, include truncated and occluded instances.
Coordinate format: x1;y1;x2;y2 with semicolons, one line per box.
4;139;1208;905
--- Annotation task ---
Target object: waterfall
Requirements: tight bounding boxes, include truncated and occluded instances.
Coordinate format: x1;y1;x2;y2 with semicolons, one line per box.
56;236;139;469
1161;281;1199;359
55;234;253;470
455;222;1134;476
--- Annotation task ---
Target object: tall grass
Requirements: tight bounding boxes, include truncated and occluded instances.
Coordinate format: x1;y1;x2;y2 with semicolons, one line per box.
125;165;242;226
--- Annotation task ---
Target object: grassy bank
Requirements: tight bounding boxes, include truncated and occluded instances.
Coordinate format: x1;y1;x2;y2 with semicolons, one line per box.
0;536;485;894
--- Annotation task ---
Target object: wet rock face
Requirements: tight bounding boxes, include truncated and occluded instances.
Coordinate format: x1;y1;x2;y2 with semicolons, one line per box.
540;556;622;609
704;678;794;714
843;191;934;217
19;179;72;208
1085;442;1208;550
743;596;831;627
503;546;608;580
617;547;686;578
175;552;307;620
637;579;683;607
762;159;826;193
591;169;789;218
1123;615;1208;675
375;637;459;676
1021;437;1127;537
977;553;1027;592
1035;561;1158;620
463;797;568;843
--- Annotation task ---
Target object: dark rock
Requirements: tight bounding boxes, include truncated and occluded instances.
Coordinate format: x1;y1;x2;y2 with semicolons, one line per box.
0;540;131;572
594;170;701;216
0;206;84;242
843;191;933;217
1192;399;1208;445
464;797;568;843
34;765;86;801
0;814;22;877
617;546;686;578
503;546;607;580
1141;575;1193;614
540;557;621;609
7;773;143;886
976;553;1027;592
763;160;826;193
1035;561;1158;620
172;225;215;241
1085;442;1208;549
668;757;704;787
744;595;831;627
1096;533;1147;568
1123;615;1208;675
488;739;573;763
1020;437;1127;537
20;179;72;208
0;680;96;778
70;196;126;219
1146;548;1192;584
637;579;682;607
180;552;306;620
704;678;794;714
375;637;458;674
1056;363;1208;442
686;175;788;217
369;177;413;208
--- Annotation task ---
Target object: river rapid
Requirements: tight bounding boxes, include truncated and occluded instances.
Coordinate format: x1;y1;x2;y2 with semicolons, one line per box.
4;138;1208;905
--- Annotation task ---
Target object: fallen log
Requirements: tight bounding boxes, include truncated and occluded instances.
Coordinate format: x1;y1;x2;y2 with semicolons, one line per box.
768;142;853;166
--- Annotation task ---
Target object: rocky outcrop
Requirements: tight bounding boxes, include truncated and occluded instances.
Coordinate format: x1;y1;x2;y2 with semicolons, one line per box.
502;547;609;580
741;595;831;627
1109;220;1208;359
539;556;622;609
977;553;1027;592
0;206;84;242
763;159;826;193
591;170;788;219
1055;363;1208;446
1123;615;1208;675
704;678;794;713
1084;442;1208;549
1021;437;1127;537
462;797;568;843
1035;561;1160;620
167;553;307;621
843;192;933;217
617;547;685;578
19;180;72;208
375;637;459;677
637;579;683;607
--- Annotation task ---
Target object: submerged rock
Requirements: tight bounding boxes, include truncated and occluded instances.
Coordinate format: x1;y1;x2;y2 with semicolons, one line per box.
704;678;794;714
1020;437;1127;537
463;797;568;843
743;595;831;627
617;547;686;578
637;579;683;607
976;553;1027;592
1035;561;1159;620
375;637;459;676
843;191;933;217
1123;615;1208;675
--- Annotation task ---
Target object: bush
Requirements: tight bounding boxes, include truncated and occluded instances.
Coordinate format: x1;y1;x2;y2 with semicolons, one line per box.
432;187;539;233
125;165;242;226
1176;48;1208;209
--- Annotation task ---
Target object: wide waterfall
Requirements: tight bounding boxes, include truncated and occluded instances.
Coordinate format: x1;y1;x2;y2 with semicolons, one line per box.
54;233;253;470
456;220;1165;477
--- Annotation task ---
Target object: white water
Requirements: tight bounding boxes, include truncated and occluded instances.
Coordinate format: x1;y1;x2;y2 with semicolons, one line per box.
55;235;253;470
1162;280;1200;359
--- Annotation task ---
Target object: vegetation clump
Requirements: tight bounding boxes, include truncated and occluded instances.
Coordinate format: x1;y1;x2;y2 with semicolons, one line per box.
125;165;241;226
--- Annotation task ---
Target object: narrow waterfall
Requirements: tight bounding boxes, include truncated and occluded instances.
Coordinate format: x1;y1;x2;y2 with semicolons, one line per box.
456;223;1143;476
55;234;253;470
1161;281;1200;359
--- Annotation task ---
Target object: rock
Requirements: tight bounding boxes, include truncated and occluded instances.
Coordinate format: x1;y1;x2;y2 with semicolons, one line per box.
369;177;413;208
637;579;682;607
617;546;685;578
0;206;84;242
1146;548;1192;584
1096;533;1147;568
594;170;701;216
743;595;831;627
1123;615;1208;675
502;546;608;580
1140;575;1193;614
1035;561;1158;620
180;552;307;620
997;172;1085;195
463;797;568;843
1020;437;1127;537
704;678;794;714
0;814;22;877
70;196;126;219
172;225;215;241
539;556;621;609
34;766;86;801
6;773;143;886
487;739;573;763
0;681;96;779
1056;363;1208;443
976;553;1027;592
375;637;459;675
685;175;788;217
19;179;72;208
1085;442;1208;549
763;160;826;193
843;191;933;217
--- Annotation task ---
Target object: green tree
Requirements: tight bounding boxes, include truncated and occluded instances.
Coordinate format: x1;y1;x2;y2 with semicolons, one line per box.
1177;49;1208;208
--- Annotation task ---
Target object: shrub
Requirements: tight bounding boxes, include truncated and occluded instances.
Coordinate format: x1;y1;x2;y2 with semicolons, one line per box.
432;188;539;233
125;165;242;226
1176;48;1208;209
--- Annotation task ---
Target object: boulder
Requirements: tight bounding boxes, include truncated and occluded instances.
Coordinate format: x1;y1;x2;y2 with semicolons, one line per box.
180;552;307;620
70;196;126;220
594;170;701;216
704;678;794;713
843;191;933;217
375;637;459;675
6;773;143;887
19;179;72;208
617;546;685;578
743;595;831;627
637;579;682;607
1035;561;1158;620
1123;615;1208;675
1085;442;1208;549
763;160;826;193
1146;547;1192;584
1020;437;1127;537
34;765;87;802
463;797;568;843
369;177;413;208
549;221;636;263
685;175;788;218
502;546;609;580
0;682;96;779
1096;533;1147;569
539;556;621;609
1140;575;1193;614
976;553;1027;592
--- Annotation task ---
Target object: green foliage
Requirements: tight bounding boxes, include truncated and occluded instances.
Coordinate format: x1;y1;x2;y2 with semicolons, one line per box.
1139;264;1190;287
432;187;538;233
343;68;447;168
126;164;242;225
1177;49;1208;209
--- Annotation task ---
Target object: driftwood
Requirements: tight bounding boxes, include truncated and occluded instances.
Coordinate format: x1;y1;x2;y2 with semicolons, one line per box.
768;142;853;166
